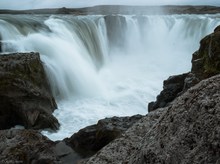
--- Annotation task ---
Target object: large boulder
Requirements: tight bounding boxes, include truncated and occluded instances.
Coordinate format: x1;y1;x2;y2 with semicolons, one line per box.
83;74;220;164
148;25;220;112
0;52;59;130
64;115;143;157
131;74;220;164
0;129;81;164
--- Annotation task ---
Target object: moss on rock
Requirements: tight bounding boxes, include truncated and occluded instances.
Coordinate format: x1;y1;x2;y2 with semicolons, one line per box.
0;52;59;130
193;25;220;79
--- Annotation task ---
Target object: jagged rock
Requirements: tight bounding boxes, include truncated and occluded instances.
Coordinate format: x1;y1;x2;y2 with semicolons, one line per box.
214;25;220;33
183;72;200;90
149;25;220;112
0;129;81;164
80;109;164;164
0;52;59;130
132;74;220;164
193;26;220;79
148;73;188;112
82;74;220;164
64;115;143;157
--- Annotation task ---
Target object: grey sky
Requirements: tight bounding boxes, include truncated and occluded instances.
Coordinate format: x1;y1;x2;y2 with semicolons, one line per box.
0;0;220;10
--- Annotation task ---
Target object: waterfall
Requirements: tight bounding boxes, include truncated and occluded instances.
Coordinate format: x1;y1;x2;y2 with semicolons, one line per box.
0;14;220;140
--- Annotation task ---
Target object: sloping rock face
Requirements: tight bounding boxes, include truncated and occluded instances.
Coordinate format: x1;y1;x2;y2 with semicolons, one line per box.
0;129;81;164
83;74;220;164
0;52;59;130
149;25;220;112
65;115;143;158
132;75;220;164
81;109;164;164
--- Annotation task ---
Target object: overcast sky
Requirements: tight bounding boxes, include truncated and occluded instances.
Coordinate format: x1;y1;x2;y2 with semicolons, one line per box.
0;0;220;10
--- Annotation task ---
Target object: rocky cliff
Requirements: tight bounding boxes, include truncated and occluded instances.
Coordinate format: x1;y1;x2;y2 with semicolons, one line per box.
0;52;59;130
149;25;220;112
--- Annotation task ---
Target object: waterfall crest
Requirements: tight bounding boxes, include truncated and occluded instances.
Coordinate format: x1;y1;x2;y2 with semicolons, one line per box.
0;14;220;140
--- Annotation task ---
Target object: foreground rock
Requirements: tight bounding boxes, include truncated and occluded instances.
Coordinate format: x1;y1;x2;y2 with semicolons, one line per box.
149;25;220;112
0;52;59;130
83;74;220;164
0;129;81;163
64;115;143;157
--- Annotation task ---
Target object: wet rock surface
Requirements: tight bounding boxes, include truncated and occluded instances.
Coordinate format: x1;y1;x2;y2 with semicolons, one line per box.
0;52;59;130
64;115;143;157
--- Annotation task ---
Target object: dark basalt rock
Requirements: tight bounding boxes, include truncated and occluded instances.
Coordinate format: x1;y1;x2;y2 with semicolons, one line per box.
190;25;220;80
83;74;220;164
0;52;59;130
148;73;188;112
64;115;143;157
0;129;81;164
149;25;220;112
131;75;220;164
194;26;220;79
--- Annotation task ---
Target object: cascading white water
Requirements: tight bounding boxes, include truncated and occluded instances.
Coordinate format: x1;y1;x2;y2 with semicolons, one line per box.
0;14;220;140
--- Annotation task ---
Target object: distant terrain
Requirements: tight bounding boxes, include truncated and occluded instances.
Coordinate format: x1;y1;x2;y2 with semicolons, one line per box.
1;5;220;15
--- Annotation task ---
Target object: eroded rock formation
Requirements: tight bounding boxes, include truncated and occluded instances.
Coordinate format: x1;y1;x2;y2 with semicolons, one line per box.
0;52;59;130
64;115;143;157
149;25;220;112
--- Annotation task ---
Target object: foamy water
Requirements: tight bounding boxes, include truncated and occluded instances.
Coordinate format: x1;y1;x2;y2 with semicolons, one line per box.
0;14;220;140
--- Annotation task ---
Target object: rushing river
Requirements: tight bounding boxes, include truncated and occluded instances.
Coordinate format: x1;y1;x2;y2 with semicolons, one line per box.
0;14;220;140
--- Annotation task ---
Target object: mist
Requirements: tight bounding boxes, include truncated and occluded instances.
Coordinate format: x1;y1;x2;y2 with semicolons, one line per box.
0;0;219;10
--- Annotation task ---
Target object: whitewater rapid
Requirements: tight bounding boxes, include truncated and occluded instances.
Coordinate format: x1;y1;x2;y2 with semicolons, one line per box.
0;14;220;140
